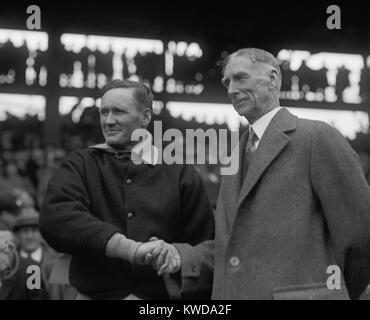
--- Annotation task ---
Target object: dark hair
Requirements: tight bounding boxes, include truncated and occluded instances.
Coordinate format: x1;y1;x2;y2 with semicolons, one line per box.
101;79;153;113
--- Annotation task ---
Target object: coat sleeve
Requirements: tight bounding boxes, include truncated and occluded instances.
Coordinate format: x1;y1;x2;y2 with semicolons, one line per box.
171;166;215;299
310;122;370;299
39;151;121;258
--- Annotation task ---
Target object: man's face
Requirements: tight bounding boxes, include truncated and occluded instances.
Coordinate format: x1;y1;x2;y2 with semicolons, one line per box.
222;55;274;123
16;226;41;253
100;88;147;149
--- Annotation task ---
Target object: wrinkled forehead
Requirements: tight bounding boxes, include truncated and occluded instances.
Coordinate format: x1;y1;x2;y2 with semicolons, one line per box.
223;55;269;77
101;87;137;106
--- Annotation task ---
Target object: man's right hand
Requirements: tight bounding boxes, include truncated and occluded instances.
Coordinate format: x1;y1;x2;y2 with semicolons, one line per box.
135;237;181;276
134;240;167;266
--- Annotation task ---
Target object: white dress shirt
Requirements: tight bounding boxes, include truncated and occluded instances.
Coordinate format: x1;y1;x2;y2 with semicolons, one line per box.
250;107;282;148
20;246;43;262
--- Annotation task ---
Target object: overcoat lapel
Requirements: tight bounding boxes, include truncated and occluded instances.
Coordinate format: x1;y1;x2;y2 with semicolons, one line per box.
228;108;297;227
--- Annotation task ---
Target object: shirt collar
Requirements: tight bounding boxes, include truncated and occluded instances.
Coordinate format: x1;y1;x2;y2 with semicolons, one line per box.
20;247;42;262
251;106;282;141
89;130;158;166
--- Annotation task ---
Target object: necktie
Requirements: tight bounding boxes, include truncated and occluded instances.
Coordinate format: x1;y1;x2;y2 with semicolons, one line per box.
241;126;259;182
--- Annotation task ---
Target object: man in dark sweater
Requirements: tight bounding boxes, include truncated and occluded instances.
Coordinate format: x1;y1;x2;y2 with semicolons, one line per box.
40;80;214;299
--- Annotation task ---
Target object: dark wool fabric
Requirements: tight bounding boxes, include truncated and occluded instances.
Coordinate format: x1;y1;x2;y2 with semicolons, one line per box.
40;149;214;299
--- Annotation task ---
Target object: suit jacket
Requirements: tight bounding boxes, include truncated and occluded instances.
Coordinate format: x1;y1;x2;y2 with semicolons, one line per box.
212;108;370;300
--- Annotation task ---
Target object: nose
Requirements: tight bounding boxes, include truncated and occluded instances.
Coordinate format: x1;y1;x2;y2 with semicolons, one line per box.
25;230;35;239
105;112;116;125
227;80;240;97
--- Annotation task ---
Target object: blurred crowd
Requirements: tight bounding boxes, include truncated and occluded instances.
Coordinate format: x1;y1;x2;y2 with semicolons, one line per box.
0;143;79;300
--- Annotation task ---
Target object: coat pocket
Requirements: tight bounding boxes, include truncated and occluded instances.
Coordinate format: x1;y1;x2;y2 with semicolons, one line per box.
272;282;349;300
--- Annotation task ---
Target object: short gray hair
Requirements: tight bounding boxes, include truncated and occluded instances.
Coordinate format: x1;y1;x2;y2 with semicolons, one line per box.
221;48;282;91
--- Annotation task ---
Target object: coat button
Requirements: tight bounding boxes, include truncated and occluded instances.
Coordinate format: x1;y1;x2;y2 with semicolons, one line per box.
127;212;134;219
126;179;132;185
230;256;240;267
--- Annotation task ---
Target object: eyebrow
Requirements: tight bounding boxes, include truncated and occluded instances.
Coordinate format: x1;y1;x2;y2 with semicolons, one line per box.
221;71;249;85
233;71;249;77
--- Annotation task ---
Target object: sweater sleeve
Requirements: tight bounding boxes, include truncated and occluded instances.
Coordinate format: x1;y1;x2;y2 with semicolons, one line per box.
39;151;121;258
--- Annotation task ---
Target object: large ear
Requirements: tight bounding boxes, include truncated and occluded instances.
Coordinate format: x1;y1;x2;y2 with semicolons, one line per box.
142;108;152;127
269;68;279;90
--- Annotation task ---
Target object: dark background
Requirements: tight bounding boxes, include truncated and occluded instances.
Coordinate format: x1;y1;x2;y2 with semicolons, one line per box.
1;1;369;54
1;1;370;148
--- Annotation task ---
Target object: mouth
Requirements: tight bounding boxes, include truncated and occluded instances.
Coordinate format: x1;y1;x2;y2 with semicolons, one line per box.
105;130;121;135
234;99;249;108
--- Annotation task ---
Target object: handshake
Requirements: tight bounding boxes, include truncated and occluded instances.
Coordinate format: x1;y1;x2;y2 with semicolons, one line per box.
134;237;181;276
107;234;181;277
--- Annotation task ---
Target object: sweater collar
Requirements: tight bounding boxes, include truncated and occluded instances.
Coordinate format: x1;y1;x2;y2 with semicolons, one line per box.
89;130;158;166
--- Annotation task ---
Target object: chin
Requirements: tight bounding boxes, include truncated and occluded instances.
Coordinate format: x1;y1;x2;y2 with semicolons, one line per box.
236;104;257;121
105;138;127;149
235;107;251;119
25;246;38;252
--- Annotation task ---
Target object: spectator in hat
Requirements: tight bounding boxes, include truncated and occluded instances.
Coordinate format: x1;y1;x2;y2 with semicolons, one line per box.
14;208;42;255
0;208;57;300
0;181;35;231
0;184;23;231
